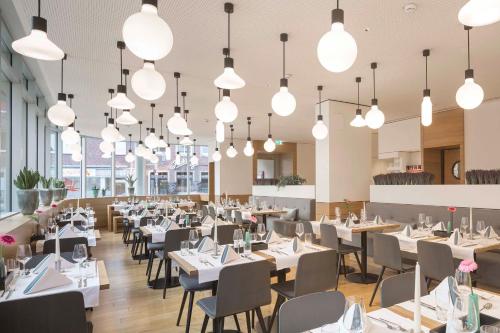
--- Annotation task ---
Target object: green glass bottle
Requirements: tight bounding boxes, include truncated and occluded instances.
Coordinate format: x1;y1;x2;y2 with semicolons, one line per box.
447;220;452;235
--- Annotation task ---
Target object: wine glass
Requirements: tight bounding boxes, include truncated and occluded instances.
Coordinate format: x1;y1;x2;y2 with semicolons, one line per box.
450;294;478;333
48;218;56;235
233;229;243;254
188;229;199;253
72;244;88;281
295;223;305;240
16;244;32;277
425;216;433;230
476;220;486;238
455;268;472;296
342;296;367;333
418;213;426;231
257;223;266;241
147;218;153;227
460;218;469;235
335;207;341;221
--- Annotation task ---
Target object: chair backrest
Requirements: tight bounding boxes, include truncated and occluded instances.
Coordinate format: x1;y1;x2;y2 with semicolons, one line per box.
417;240;455;282
208;206;216;219
43;237;89;255
202;205;209;218
279;291;346;333
163;228;192;255
210;224;240;245
294;250;337;297
139;216;150;226
380;272;428;308
320;224;339;251
0;291;90;333
373;233;403;270
215;260;272;317
273;220;297;238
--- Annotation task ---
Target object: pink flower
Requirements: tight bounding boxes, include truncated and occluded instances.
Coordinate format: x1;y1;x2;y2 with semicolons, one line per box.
249;215;258;223
51;203;58;208
0;234;16;246
35;209;43;214
448;207;457;213
458;259;478;273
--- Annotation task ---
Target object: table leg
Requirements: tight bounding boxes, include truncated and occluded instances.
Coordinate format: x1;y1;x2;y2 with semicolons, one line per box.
262;214;268;230
346;231;378;284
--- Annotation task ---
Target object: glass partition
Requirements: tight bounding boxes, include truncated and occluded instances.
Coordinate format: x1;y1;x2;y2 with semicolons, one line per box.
0;71;11;214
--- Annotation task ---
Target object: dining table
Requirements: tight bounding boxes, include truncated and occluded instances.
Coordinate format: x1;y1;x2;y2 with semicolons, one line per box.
251;209;286;229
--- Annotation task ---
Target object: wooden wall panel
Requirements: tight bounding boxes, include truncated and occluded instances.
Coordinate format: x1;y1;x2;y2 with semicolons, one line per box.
423;148;443;184
315;201;365;220
444;149;461;184
422;109;464;149
252;140;297;183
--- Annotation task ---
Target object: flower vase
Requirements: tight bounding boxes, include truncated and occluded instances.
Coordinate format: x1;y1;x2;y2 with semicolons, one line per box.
468;292;479;331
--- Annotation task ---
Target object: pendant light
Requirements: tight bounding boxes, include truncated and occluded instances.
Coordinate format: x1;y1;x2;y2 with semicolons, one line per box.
99;113;115;154
456;26;484;110
365;62;385;129
190;139;199;166
48;55;75;126
215;89;238;123
116;69;138;125
350;78;366;128
150;150;159;164
168;72;190;135
108;42;136;110
459;0;500;27
132;60;166;100
272;33;296;117
164;129;172;160
243;117;254;157
68;142;81;154
122;0;173;61
180;91;193;145
264;113;277;152
317;0;357;73
212;141;222;162
11;0;64;61
71;150;83;162
70;129;82;162
142;129;153;160
125;134;136;163
102;152;112;159
102;89;125;142
421;49;433;127
145;103;159;148
226;124;238;158
175;137;182;164
312;86;329;140
61;94;81;144
214;3;245;90
135;121;148;157
157;114;167;148
215;89;225;143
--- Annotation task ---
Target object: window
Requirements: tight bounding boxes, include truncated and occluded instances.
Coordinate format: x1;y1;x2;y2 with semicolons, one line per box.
85;137;111;197
62;142;81;198
115;141;136;196
48;130;58;179
0;71;11;215
189;145;209;194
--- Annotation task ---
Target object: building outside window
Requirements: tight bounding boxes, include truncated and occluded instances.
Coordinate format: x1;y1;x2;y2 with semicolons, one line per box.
62;142;81;199
115;140;136;196
85;137;111;197
48;130;58;179
0;71;11;215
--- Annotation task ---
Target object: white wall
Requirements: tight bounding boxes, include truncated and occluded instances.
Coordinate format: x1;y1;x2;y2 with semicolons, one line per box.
465;98;500;170
297;143;315;184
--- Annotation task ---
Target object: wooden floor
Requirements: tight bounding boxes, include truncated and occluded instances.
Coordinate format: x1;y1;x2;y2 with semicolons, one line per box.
88;230;389;333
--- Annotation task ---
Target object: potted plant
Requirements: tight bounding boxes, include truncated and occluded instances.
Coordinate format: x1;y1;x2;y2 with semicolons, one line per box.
126;175;136;196
38;176;53;206
91;186;99;198
52;179;65;201
276;175;306;188
101;188;107;197
13;167;40;215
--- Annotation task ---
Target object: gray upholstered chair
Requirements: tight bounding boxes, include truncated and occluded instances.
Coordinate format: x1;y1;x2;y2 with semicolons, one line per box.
279;291;345;333
320;223;362;290
210;224;240;245
0;291;92;332
380;272;428;308
197;260;272;333
269;249;338;330
369;233;414;305
417;240;455;289
273;220;297;238
208;206;216;219
202;205;209;219
43;237;89;255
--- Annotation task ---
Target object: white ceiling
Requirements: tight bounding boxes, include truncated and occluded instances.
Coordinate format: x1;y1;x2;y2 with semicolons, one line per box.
3;0;500;144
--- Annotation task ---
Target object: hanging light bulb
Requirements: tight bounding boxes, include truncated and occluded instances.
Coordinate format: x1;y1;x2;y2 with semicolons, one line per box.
456;26;484;110
101;118;123;143
312;86;329;140
215;89;238;123
102;152;112;159
99;140;115;154
125;134;135;163
264;113;276;152
243;117;254;157
11;0;64;61
214;3;245;89
143;148;153;161
135;142;147;157
48;55;75;126
458;0;500;27
190;139;199;166
165;144;171;160
168;72;189;134
420;49;433;127
272;33;296;117
365;63;385;129
144;103;159;148
108;43;136;110
150;150;159;164
350;77;366;128
212;147;222;162
122;0;173;61
68;142;81;154
226;124;238;158
71;151;83;162
132;60;166;100
61;97;80;144
216;120;225;143
156;114;167;148
180;136;193;146
116;110;138;125
317;1;357;73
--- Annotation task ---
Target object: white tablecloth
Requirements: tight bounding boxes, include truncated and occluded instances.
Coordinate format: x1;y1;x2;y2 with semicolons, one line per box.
310;221;354;241
259;240;326;271
144;226;166;243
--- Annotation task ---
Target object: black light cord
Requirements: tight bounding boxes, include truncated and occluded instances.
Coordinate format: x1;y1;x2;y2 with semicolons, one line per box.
282;39;286;79
318;87;322;116
337;0;340;9
227;9;231;56
247;118;251;138
467;28;471;70
425;54;429;90
150;104;154;130
159;114;163;136
372;67;376;99
175;76;179;107
357;80;360;108
60;57;64;93
268;114;272;135
139;121;142;140
38;0;41;17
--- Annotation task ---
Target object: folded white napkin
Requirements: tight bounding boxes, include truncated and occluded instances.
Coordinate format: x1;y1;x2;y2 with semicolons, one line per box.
202;215;215;226
401;224;413;238
373;215;384;225
448;228;462;246
75;207;85;214
60;228;80;239
345;218;353;228
432;221;446;231
291;236;304;253
144;211;153;218
319;215;328;224
197;236;216;253
484;226;499;239
220;245;240;264
71;212;87;222
24;267;72;295
433;276;459;308
165;221;180;231
33;253;74;274
265;230;281;244
343;302;367;330
350;212;358;220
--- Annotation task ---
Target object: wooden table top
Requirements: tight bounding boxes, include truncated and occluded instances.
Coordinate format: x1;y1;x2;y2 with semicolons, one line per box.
428;236;500;254
97;260;110;290
348;222;401;233
251;209;286;216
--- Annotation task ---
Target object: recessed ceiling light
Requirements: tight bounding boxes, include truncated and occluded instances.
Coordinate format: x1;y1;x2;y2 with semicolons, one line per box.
363;27;370;32
403;3;418;14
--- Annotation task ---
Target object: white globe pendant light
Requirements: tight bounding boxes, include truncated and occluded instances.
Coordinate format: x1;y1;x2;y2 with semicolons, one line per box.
216;120;225;143
312;86;328;140
420;49;433;127
165;144;172;160
61;124;80;144
213;3;245;90
122;0;173;61
143;148;153;161
180;136;193;146
458;0;500;27
150;150;159;164
135;142;147;157
144;103;159;149
168;72;189;135
48;56;75;126
264;113;276;152
71;151;83;162
243;117;254;157
317;2;357;73
350;78;366;128
11;1;64;61
365;63;385;129
131;60;166;100
125;134;136;163
215;89;238;123
99;140;114;154
101;118;123;143
272;34;296;117
456;26;484;110
116;110;138;125
190;139;199;166
102;152;112;159
212;147;222;162
226;125;238;158
68;142;81;154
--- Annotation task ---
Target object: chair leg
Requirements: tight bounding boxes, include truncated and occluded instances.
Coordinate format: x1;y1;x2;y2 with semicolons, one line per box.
201;315;209;333
341;255;348;278
176;290;188;326
354;251;362;271
268;294;284;331
369;266;386;306
256;307;268;333
252;309;255;328
246;311;251;333
146;251;153;276
138;239;144;264
233;314;240;332
426;277;432;291
147;252;155;283
163;259;169;299
336;252;342;290
185;291;195;333
153;259;163;289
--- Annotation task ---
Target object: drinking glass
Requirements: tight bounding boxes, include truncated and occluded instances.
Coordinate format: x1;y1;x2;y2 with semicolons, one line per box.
147;219;153;227
425;216;433;230
6;258;19;273
304;233;312;245
335;207;341;220
188;230;199;252
244;238;252;255
460;218;469;235
455;268;472;296
342;296;367;333
257;223;266;241
360;209;367;223
295;223;305;240
476;220;486;237
72;244;88;280
233;229;243;254
450;295;478;333
180;240;190;256
418;213;426;231
435;289;450;321
16;244;32;277
84;258;98;278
